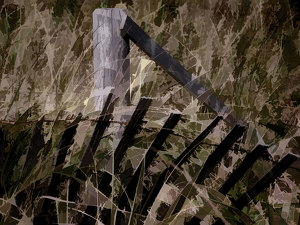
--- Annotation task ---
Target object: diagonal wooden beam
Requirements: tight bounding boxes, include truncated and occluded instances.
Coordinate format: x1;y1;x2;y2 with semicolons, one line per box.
120;15;246;127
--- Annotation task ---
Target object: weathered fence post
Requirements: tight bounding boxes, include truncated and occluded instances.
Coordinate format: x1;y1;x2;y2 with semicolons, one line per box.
93;8;130;111
92;9;131;224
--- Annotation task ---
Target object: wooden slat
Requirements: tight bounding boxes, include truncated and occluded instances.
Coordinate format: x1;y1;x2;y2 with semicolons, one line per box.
219;144;268;195
22;116;45;178
290;158;300;171
67;94;116;223
195;124;247;184
97;97;152;196
186;144;268;224
79;97;152;224
185;216;201;224
0;128;7;197
79;206;98;225
54;115;82;171
48;120;81;196
79;208;147;225
139;116;223;215
234;153;298;208
120;15;246;127
160;124;246;220
140;168;168;216
33;116;81;224
113;97;152;170
173;116;223;169
8;117;46;221
68;93;115;202
80;93;114;169
118;113;181;211
212;153;299;225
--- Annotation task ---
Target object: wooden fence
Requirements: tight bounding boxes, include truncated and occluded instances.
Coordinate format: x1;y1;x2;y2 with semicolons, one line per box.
1;9;299;225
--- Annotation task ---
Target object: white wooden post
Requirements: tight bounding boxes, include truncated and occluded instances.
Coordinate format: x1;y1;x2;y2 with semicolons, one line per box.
93;8;130;111
93;9;131;222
